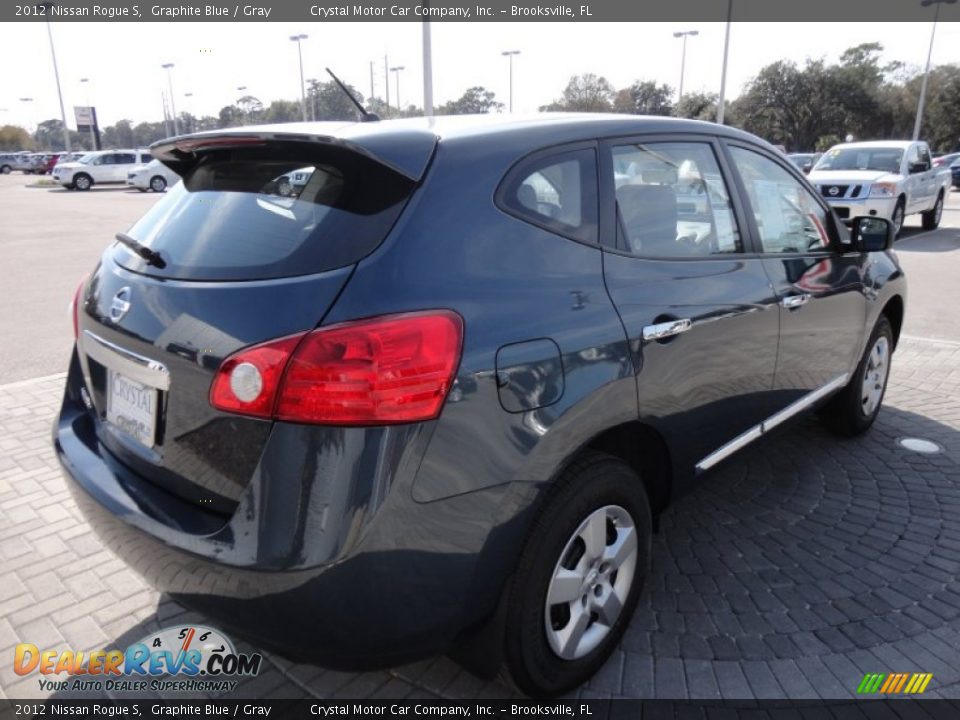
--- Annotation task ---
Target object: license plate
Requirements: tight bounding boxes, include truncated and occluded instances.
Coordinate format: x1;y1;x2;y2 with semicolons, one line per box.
106;370;157;448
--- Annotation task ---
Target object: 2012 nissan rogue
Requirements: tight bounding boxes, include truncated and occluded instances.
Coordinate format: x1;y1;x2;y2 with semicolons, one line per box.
54;114;906;696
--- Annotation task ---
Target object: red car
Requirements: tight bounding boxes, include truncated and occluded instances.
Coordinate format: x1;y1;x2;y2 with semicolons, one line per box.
41;154;61;174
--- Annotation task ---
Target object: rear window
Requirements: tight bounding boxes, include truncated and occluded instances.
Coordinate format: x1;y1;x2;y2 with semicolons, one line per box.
117;144;416;281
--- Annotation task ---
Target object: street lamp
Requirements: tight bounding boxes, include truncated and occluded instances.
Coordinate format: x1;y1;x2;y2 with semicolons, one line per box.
79;78;96;150
717;1;733;124
290;33;309;122
672;30;699;104
161;63;179;135
184;92;194;132
39;2;72;152
913;0;957;141
390;66;405;110
19;98;35;146
501;50;521;113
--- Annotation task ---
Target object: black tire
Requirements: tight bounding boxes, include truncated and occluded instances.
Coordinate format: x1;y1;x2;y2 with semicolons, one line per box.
921;191;944;230
137;187;147;193
891;197;906;237
502;451;652;697
73;173;92;191
0;164;11;174
149;175;167;192
819;315;894;437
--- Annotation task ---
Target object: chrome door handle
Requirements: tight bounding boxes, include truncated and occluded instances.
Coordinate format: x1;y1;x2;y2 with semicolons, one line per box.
781;294;811;309
642;318;692;341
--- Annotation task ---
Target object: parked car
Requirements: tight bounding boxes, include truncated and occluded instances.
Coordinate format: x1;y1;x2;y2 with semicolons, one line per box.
932;152;960;168
126;158;180;192
52;149;153;190
787;152;821;174
0;153;17;174
951;158;960;189
56;116;906;697
809;140;951;235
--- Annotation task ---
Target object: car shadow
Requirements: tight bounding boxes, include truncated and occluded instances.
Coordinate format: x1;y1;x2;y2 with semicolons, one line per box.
896;225;960;252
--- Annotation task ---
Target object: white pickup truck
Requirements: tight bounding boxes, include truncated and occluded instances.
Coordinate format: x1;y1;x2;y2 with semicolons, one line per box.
808;140;951;235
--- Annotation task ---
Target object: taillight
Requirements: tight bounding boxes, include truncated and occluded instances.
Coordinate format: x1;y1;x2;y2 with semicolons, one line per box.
70;277;87;340
210;311;463;426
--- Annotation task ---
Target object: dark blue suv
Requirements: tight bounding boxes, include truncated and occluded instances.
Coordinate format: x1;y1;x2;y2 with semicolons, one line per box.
55;115;906;696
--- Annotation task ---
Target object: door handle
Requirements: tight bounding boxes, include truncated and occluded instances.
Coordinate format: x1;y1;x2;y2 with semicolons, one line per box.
781;294;811;309
642;318;692;341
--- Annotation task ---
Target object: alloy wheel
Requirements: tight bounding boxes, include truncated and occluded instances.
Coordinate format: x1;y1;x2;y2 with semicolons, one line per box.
544;504;637;660
861;335;889;417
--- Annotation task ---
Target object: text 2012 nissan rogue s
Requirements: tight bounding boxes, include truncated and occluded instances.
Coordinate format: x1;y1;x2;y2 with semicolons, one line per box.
55;114;906;697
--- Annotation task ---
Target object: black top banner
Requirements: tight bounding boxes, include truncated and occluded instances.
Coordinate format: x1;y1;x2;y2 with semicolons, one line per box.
5;0;960;22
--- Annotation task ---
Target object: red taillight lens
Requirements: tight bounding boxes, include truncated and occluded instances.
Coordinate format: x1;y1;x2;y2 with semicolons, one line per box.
210;311;463;426
70;277;87;340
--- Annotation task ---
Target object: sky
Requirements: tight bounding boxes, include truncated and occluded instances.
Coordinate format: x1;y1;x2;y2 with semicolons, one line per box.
1;20;959;131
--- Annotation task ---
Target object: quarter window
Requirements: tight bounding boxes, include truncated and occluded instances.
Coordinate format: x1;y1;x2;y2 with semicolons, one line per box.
728;146;830;254
610;142;741;257
499;148;598;244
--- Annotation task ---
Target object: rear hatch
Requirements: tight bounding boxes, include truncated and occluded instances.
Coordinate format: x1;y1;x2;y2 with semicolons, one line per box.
74;133;431;516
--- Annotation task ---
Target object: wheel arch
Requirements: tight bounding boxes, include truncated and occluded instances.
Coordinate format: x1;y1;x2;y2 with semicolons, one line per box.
881;295;904;349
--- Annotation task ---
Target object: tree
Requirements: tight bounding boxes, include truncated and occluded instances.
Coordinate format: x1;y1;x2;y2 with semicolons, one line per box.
236;95;264;124
307;79;366;121
34;119;68;151
261;100;302;124
437;86;503;115
614;80;673;116
0;125;32;150
541;74;615;112
217;105;244;128
102;119;136;148
674;91;718;121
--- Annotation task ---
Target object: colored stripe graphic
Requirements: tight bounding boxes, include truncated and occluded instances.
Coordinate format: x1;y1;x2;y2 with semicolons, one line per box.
858;672;932;694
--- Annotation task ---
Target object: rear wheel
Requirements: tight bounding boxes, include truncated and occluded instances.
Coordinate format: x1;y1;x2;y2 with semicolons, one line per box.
150;175;167;192
921;191;944;230
502;452;651;697
819;316;893;437
73;173;92;191
1;164;11;174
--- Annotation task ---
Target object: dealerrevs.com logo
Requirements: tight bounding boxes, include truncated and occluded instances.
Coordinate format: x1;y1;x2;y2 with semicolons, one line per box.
13;625;262;693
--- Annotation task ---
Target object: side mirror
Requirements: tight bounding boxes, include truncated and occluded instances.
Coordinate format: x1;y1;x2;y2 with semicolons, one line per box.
908;161;929;174
851;216;894;252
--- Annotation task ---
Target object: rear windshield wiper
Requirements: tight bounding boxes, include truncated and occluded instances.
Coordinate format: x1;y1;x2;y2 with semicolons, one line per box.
115;232;166;269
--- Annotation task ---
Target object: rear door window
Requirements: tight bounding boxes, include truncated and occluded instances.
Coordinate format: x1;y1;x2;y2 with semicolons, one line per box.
118;144;416;281
497;148;598;244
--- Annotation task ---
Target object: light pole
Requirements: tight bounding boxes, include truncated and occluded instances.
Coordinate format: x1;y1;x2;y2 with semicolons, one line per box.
717;2;733;124
237;86;248;125
913;0;956;141
20;98;35;147
672;30;699;104
501;50;521;113
422;10;434;117
390;66;405;111
184;92;194;132
290;34;309;122
79;78;97;150
161;63;179;135
39;2;72;152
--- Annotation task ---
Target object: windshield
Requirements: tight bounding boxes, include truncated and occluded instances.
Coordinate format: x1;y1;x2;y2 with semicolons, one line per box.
118;145;415;281
814;147;903;174
77;153;97;164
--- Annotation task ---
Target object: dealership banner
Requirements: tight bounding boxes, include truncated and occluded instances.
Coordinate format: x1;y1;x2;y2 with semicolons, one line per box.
5;0;960;22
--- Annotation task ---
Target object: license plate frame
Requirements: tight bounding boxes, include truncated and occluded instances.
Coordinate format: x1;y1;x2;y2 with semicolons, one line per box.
106;369;158;449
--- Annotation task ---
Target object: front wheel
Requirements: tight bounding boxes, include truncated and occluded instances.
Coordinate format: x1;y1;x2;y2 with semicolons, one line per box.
891;198;906;237
502;452;651;697
73;174;92;191
921;191;944;230
819;316;894;437
149;176;167;192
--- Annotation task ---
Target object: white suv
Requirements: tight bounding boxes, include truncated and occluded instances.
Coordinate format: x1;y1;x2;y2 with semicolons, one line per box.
53;149;153;191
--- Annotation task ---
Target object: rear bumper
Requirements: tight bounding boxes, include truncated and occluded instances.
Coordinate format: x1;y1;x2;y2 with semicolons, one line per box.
54;353;533;668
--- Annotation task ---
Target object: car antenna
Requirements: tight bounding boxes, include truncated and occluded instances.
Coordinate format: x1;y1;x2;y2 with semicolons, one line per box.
325;67;380;123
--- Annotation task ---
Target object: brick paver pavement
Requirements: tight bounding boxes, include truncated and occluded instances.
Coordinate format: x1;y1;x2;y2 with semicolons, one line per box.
2;336;959;700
